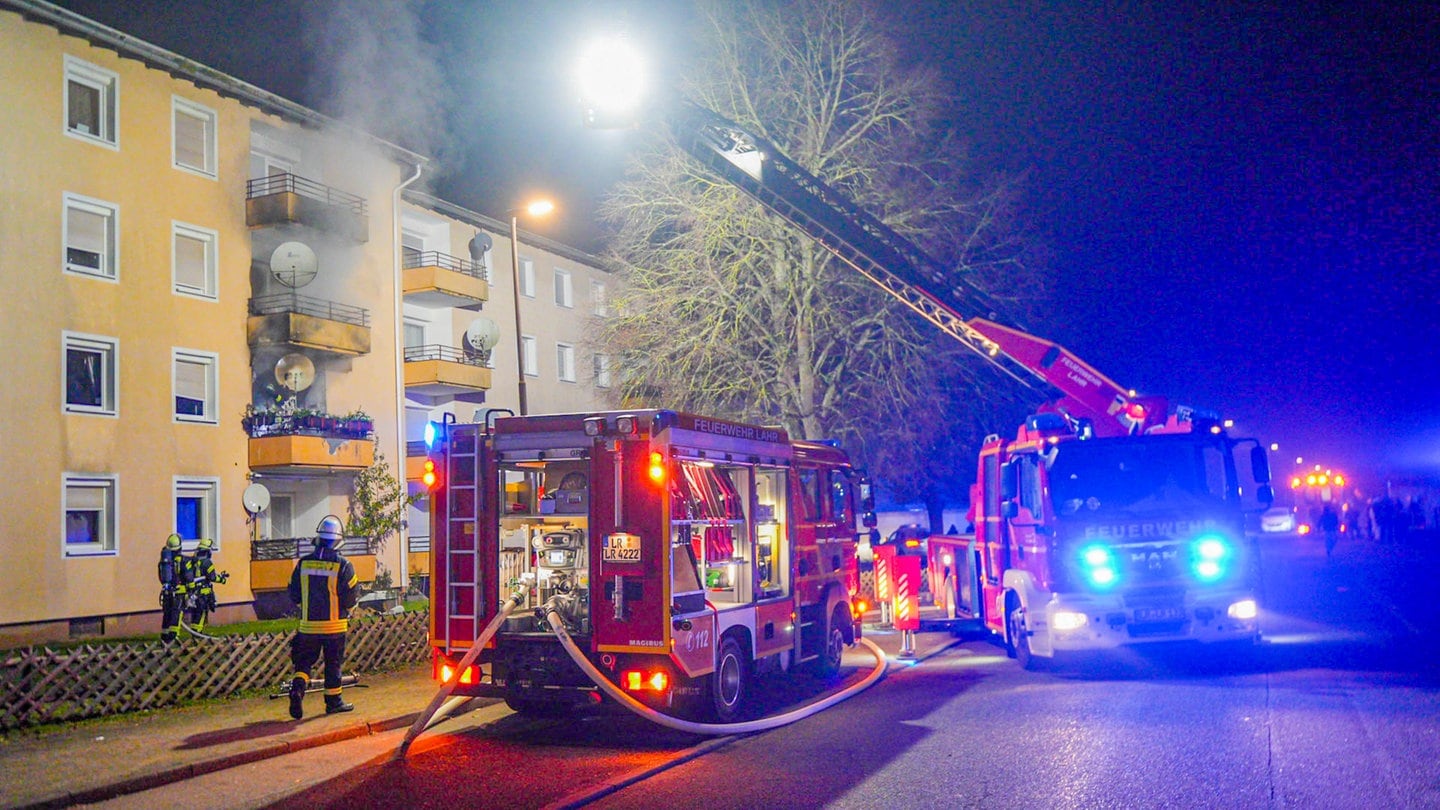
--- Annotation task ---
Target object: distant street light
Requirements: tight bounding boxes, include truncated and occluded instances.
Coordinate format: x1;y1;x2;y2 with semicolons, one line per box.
509;199;555;415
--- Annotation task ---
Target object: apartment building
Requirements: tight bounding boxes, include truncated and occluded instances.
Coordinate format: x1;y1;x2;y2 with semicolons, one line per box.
0;0;619;645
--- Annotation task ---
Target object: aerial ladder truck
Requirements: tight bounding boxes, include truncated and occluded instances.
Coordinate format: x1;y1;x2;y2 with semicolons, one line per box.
606;98;1276;668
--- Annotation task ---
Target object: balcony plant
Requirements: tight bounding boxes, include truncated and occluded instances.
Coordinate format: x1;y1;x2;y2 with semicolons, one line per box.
343;408;374;438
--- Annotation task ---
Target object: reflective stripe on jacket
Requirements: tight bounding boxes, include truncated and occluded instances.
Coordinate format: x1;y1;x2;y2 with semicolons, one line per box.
288;548;358;634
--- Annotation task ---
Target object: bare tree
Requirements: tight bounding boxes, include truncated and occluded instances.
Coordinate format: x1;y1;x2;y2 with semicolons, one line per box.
600;0;1043;502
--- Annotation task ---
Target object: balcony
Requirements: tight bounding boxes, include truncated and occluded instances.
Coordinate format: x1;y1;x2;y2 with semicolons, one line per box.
402;250;488;309
250;536;377;592
248;292;371;356
246;173;369;242
405;439;429;482
403;344;491;405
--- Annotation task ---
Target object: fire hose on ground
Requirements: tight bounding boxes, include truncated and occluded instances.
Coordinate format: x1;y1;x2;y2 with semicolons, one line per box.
394;587;888;758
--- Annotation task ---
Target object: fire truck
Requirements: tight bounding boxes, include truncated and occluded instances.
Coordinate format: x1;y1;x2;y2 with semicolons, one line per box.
426;410;873;719
616;100;1277;668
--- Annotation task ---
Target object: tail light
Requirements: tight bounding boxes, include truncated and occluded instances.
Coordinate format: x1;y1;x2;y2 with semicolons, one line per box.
621;669;670;693
647;451;666;485
422;459;440;489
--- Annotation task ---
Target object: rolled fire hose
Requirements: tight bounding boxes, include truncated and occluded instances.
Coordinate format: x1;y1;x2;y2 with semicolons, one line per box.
543;600;888;735
392;583;530;759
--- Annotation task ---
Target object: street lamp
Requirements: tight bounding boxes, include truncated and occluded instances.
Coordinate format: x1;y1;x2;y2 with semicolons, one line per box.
509;198;555;415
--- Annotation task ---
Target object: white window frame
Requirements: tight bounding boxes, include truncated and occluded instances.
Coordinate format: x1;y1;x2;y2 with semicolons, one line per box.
172;221;219;300
521;335;538;377
593;353;612;389
63;473;118;556
593;280;609;316
556;343;576;383
64;55;118;148
554;268;573;308
519;257;536;298
63;193;120;281
173;477;220;546
63;331;119;416
173;348;218;424
172;96;218;177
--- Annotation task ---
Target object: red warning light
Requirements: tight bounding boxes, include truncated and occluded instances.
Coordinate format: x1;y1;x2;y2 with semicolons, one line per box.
422;459;439;489
647;451;666;485
1124;402;1147;421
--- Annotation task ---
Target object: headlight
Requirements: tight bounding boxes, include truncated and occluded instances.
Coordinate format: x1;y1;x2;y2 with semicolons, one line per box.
1079;544;1120;590
1227;599;1258;620
1053;610;1088;631
1191;533;1233;583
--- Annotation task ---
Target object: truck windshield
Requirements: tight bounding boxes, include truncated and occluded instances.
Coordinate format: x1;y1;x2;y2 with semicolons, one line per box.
1048;437;1230;515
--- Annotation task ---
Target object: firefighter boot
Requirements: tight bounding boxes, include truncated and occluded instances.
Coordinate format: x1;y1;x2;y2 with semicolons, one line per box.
288;676;307;720
325;695;354;715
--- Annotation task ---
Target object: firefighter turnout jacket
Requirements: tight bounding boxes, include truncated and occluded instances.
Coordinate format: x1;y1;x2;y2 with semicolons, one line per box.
288;545;359;634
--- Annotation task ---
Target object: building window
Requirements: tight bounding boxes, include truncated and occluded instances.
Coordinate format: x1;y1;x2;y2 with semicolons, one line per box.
63;193;119;280
554;268;573;308
521;335;538;377
64;473;118;555
63;331;118;416
173;221;218;299
403;320;425;350
519;257;536;298
172;96;217;177
593;353;611;389
593;280;608;316
175;477;219;544
64;56;118;147
173;349;218;423
556;343;576;382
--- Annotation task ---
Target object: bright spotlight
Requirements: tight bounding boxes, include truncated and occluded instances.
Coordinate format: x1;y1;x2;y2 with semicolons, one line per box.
578;35;647;127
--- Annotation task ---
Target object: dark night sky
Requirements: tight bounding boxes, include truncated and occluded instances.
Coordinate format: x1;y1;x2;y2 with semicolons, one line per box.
45;0;1440;494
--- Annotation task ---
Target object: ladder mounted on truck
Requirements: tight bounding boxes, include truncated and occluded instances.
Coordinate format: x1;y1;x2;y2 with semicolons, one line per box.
659;100;1166;437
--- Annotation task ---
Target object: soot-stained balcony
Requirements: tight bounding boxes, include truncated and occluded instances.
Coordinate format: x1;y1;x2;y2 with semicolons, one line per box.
246;173;369;242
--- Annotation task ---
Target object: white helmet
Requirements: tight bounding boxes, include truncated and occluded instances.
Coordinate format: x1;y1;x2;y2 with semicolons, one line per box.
316;515;344;547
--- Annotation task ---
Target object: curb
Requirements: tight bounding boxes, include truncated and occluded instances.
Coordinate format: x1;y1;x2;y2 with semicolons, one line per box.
16;713;423;810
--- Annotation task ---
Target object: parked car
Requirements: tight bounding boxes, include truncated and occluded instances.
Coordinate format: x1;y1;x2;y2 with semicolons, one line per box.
877;523;931;565
1260;506;1298;534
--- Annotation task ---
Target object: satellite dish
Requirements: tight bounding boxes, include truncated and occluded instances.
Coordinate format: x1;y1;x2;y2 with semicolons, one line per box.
468;232;493;269
270;241;318;288
464;318;501;352
275;353;316;392
242;483;271;515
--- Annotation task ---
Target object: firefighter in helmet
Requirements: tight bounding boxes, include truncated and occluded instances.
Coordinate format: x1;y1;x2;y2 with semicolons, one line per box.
184;537;228;629
287;515;359;719
157;533;187;642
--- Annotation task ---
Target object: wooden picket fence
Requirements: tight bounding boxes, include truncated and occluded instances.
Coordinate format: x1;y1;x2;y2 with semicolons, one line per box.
0;611;429;731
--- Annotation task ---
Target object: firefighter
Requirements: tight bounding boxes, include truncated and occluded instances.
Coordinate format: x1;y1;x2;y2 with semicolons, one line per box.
157;533;187;642
184;537;228;629
287;515;359;719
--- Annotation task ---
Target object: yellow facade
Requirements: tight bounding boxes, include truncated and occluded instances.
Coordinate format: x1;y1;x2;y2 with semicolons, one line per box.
0;4;416;644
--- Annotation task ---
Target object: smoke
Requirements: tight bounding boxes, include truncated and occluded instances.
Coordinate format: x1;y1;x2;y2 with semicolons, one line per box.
302;0;458;180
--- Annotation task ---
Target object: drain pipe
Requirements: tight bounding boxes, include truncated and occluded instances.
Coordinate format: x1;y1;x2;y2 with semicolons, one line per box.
393;580;530;759
541;599;888;735
391;159;423;593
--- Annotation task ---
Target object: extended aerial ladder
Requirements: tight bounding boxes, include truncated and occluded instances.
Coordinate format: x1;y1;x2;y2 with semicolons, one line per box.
644;100;1168;439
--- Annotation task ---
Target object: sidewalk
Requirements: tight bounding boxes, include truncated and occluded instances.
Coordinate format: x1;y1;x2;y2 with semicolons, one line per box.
0;621;961;810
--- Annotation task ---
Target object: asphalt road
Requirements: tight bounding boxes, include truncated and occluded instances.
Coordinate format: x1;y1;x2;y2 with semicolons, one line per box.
87;532;1440;809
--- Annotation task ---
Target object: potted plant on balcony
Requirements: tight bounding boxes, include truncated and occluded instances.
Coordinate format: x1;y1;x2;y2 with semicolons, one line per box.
344;408;374;439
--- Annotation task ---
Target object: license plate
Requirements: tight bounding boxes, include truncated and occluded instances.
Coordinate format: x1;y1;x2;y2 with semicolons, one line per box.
1133;606;1186;623
602;532;642;563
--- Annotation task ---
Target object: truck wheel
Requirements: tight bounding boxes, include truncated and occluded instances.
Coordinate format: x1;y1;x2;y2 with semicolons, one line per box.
811;604;848;679
709;635;749;722
1005;596;1038;671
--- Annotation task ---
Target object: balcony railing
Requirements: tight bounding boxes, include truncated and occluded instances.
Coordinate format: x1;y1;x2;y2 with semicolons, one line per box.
252;535;372;561
404;344;489;366
250;292;370;327
247;173;368;216
403;250;488;281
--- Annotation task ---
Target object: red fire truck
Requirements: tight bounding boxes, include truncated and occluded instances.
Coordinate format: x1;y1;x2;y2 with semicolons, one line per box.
427;410;872;719
618;100;1276;668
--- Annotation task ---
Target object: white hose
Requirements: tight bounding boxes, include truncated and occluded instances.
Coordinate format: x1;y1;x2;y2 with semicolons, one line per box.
392;584;529;759
543;604;888;735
